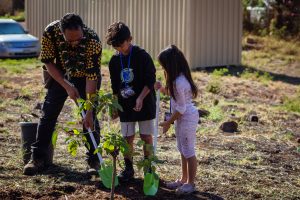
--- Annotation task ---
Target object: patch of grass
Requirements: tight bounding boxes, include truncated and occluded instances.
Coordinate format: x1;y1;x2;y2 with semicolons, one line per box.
208;105;225;122
231;156;262;166
0;58;41;74
283;131;295;141
282;94;300;113
212;68;229;77
0;11;25;22
101;49;115;65
153;59;160;68
245;143;257;151
205;79;221;94
240;69;273;84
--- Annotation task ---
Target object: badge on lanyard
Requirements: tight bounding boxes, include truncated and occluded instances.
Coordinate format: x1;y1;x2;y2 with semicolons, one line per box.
120;68;134;83
119;45;135;98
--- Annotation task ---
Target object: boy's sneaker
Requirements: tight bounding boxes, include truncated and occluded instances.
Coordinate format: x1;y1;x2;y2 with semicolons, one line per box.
175;183;196;195
118;167;134;182
23;159;45;176
165;179;184;190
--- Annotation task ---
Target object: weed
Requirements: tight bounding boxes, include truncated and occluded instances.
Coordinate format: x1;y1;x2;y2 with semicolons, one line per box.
282;89;300;113
206;79;221;94
240;69;273;83
212;68;229;77
208;105;225;122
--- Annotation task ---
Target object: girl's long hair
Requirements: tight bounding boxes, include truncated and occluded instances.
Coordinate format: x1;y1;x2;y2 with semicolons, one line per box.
158;45;198;100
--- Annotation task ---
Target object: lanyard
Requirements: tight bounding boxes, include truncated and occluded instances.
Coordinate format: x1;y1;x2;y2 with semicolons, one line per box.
119;45;133;72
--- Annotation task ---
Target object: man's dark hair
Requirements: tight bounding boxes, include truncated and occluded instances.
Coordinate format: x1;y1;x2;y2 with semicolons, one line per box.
105;22;131;47
60;13;84;32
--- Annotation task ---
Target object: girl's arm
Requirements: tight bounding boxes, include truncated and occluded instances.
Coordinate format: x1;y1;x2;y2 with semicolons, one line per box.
159;111;182;133
159;78;186;133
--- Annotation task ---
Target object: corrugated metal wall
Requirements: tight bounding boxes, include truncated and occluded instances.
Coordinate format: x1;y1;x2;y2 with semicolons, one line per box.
25;0;242;69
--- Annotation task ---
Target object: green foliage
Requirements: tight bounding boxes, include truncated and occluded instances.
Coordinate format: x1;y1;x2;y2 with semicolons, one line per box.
97;130;129;157
0;11;25;21
0;58;41;74
269;18;288;39
206;79;221;94
65;128;89;157
101;49;114;65
240;69;273;83
51;126;59;148
208;105;224;122
212;68;229;77
136;140;163;175
283;94;300;113
242;0;264;8
61;89;124;158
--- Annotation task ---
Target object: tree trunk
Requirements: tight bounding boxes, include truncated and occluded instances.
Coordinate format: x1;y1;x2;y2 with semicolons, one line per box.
110;156;116;200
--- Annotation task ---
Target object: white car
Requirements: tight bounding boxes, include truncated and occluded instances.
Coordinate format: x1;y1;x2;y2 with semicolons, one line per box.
0;19;40;58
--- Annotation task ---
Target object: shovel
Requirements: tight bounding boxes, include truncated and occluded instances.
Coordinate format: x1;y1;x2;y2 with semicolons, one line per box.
64;78;118;189
143;90;160;196
80;108;118;189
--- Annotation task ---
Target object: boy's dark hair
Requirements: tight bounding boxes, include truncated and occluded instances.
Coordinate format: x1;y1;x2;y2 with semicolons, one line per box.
106;22;131;47
60;13;84;32
158;45;198;100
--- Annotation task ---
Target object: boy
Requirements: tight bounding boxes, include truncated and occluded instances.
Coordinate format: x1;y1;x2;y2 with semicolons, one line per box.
106;22;156;182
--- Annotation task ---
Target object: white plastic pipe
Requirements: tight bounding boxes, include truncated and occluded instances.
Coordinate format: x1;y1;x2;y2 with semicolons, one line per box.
153;90;160;154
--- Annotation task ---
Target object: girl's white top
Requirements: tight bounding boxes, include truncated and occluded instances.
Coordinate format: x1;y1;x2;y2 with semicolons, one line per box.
171;74;198;119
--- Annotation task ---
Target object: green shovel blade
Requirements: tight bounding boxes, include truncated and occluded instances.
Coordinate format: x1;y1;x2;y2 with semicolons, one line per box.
98;164;119;189
143;172;159;196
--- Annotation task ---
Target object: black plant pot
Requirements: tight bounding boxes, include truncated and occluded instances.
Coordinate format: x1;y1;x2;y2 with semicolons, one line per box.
19;122;54;165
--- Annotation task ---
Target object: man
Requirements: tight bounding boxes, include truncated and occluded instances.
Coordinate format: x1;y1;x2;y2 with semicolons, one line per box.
23;13;102;175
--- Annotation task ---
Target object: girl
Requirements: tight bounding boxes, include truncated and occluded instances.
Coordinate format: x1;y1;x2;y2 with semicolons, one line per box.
155;45;199;194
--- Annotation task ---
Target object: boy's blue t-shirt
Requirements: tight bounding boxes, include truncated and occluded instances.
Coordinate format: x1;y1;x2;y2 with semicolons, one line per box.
108;45;156;122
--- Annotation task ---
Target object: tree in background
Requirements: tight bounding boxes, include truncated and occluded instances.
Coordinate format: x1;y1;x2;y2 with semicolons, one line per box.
269;0;300;37
12;0;24;13
243;0;300;38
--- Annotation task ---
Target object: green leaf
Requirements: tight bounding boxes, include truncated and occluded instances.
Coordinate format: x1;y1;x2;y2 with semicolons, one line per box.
73;129;80;135
51;129;58;148
67;141;78;157
108;144;115;151
66;121;76;125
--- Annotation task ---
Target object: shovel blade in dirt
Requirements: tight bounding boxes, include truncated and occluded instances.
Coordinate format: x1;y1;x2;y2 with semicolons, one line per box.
143;172;159;196
98;163;119;189
78;108;117;189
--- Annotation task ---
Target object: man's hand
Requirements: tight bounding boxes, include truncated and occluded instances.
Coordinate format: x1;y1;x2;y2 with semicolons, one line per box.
159;121;171;133
65;84;80;102
133;97;143;112
84;110;93;130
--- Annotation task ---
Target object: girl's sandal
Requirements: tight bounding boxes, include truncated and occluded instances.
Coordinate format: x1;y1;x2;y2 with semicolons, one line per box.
175;183;196;195
165;179;184;190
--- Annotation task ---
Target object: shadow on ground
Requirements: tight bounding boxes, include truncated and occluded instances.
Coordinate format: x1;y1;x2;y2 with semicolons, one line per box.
100;178;224;200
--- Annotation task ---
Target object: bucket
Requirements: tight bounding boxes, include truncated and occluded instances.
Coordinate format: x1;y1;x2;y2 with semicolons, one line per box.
19;122;54;165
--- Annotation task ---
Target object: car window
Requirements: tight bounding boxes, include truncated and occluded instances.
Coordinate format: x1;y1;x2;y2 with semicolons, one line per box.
0;23;26;34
